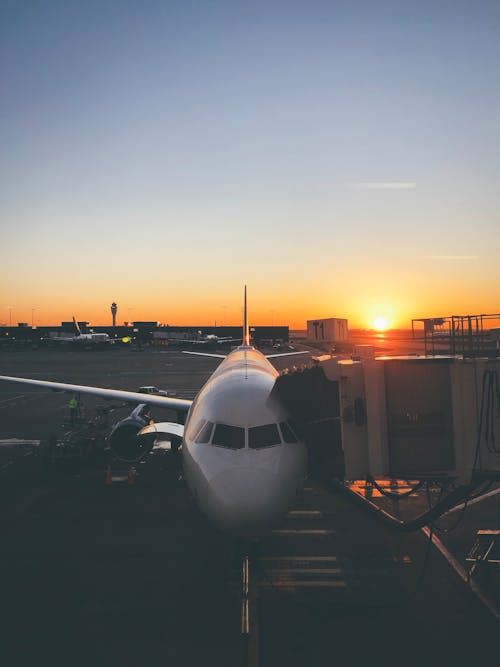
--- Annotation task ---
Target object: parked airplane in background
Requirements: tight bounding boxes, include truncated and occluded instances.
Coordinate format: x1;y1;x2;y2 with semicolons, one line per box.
0;289;309;536
193;332;241;345
43;317;112;347
166;331;241;347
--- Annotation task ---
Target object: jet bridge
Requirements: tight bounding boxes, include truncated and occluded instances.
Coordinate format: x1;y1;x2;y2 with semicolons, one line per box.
271;364;343;481
274;355;500;484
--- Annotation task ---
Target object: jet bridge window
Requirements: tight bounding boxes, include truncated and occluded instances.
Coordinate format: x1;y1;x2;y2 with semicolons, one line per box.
279;421;299;443
212;424;245;449
249;423;281;449
195;421;214;443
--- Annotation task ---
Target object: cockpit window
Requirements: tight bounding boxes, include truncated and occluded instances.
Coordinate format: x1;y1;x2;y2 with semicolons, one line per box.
212;423;245;449
249;423;281;449
186;418;205;441
279;421;299;443
195;421;214;443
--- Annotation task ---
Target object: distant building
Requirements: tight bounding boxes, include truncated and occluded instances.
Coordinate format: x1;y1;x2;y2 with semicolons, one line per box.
132;321;160;328
307;318;348;343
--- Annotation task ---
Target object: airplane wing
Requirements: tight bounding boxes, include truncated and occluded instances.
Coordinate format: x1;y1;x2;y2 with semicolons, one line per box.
265;351;311;359
0;375;192;411
182;351;227;359
181;350;310;360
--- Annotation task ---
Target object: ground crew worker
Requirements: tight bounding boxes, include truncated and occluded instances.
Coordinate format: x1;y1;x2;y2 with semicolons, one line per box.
69;396;78;426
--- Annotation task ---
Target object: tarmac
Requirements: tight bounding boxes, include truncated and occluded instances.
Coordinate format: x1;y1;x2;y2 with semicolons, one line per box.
1;343;500;666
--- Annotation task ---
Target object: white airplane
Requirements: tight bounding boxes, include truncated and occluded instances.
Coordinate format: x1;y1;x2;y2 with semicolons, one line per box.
43;317;112;346
191;332;241;345
166;331;241;347
0;289;309;536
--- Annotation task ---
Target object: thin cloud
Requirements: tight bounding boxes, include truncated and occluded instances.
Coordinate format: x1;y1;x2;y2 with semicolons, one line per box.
422;255;479;260
357;181;417;190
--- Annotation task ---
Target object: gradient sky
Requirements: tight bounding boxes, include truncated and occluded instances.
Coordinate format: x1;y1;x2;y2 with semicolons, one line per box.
1;1;499;328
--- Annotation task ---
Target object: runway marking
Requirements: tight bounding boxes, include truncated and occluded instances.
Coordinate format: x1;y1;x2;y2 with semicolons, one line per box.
270;529;335;536
261;556;337;562
422;526;500;624
287;510;323;517
0;394;26;406
0;461;14;471
260;580;347;588
265;567;340;575
0;439;41;446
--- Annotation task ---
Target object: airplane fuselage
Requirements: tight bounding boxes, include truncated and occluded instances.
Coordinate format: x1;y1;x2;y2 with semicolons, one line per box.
44;332;111;345
182;345;307;536
77;333;110;343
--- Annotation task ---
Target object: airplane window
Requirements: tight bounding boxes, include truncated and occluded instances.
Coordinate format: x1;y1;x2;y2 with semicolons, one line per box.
186;418;205;441
195;421;214;443
249;423;281;449
279;421;298;443
212;423;245;449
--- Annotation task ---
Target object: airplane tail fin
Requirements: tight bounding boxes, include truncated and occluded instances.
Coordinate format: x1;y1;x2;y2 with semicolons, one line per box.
72;316;82;337
243;285;250;346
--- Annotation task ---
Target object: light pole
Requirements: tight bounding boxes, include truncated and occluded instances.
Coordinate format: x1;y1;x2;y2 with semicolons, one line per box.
7;306;14;327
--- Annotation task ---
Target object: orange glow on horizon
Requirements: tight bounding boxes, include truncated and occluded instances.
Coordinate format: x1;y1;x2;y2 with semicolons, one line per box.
4;282;500;331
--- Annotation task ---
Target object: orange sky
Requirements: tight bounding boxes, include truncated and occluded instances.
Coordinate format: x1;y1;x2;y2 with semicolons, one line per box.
4;269;500;331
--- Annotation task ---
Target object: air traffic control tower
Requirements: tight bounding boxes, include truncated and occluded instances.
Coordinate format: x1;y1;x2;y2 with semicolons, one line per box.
111;302;117;327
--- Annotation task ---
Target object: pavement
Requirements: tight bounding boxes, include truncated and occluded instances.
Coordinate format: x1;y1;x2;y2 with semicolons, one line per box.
0;345;499;666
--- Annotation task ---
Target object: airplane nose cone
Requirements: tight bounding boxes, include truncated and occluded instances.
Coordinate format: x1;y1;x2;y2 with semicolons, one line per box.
206;466;293;535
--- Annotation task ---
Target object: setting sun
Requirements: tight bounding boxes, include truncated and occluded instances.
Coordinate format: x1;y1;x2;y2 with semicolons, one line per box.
373;316;389;331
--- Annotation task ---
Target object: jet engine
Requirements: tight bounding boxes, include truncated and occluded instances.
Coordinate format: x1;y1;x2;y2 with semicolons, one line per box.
108;404;155;462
